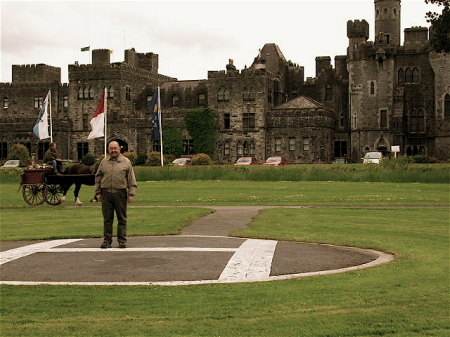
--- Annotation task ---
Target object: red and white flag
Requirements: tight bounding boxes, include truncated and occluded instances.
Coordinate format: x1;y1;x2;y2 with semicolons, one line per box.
87;89;106;139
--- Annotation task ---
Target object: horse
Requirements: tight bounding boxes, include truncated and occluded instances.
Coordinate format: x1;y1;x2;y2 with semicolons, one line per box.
59;163;99;206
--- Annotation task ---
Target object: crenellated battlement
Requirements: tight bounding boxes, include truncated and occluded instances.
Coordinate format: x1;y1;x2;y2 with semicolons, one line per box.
347;20;369;40
12;63;61;84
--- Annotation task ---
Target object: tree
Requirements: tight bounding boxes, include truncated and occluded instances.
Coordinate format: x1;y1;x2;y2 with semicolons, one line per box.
7;144;30;166
425;0;450;52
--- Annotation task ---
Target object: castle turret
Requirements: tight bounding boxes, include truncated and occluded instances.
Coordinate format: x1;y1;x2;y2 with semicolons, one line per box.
374;0;401;46
92;49;111;65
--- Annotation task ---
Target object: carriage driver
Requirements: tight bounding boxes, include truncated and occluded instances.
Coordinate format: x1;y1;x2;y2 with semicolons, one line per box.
44;142;65;174
95;141;137;249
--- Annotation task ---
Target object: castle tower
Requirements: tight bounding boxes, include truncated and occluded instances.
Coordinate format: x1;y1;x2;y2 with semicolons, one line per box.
374;0;401;46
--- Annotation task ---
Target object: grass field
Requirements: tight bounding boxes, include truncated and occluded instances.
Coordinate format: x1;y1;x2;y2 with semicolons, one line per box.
0;173;449;336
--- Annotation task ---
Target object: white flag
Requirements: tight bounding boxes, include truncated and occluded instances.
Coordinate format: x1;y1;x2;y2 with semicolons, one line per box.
33;92;50;140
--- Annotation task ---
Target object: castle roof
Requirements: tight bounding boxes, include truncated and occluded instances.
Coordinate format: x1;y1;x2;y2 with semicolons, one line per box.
275;95;330;110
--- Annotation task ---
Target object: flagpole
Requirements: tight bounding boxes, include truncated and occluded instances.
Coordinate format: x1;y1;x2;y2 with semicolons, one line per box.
158;86;164;166
104;87;107;156
49;90;53;143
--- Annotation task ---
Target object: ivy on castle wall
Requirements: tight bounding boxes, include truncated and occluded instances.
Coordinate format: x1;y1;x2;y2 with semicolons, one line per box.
184;108;215;157
162;126;184;158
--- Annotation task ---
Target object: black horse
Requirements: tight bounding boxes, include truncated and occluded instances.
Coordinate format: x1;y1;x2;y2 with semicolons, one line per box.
59;163;99;206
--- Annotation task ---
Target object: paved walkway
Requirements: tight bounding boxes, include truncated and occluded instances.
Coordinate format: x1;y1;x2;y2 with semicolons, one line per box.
0;206;394;286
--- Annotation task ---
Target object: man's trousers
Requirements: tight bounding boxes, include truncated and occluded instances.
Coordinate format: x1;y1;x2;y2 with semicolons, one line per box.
101;189;128;244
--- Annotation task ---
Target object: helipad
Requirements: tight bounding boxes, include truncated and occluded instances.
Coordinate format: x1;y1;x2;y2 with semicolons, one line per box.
0;207;394;286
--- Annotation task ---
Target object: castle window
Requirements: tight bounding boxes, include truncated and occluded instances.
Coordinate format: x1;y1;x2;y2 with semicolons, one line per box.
418;109;425;132
77;87;83;100
3;98;8;109
83;114;89;130
289;137;296;151
412;68;420;83
183;139;194;155
224;141;230;155
224;113;231;129
77;142;89;161
370;81;376;96
198;93;206;107
275;138;282;152
63;96;69;108
172;94;179;107
243;87;255;101
249;141;255;155
325;84;333;100
237;141;243;156
34;96;43;108
410;109;424;132
405;68;413;83
445;94;450;117
0;142;7;159
334;140;348;158
218;86;230;102
303;137;310;151
89;87;94;100
243;113;255;129
398;69;405;84
83;87;89;100
380;109;388;128
125;86;131;101
107;86;115;99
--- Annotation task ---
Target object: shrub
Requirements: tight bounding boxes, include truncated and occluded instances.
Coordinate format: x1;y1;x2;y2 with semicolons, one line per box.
191;153;212;165
81;153;96;166
7;144;30;166
135;153;148;166
146;152;165;166
123;152;137;165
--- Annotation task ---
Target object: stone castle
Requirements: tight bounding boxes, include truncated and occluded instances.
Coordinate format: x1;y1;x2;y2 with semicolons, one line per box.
1;0;449;163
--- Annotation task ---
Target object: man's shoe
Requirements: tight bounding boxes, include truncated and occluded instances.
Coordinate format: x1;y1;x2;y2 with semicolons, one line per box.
118;243;127;249
100;242;111;248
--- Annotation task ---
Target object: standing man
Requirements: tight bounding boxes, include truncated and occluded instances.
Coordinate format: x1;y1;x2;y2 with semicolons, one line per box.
95;141;137;248
44;142;65;174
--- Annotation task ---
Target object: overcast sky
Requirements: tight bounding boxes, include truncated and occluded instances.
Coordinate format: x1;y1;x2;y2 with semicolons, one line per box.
0;0;441;83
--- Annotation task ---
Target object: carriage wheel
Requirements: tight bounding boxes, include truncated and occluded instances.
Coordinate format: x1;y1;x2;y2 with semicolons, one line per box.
22;184;48;206
45;184;63;205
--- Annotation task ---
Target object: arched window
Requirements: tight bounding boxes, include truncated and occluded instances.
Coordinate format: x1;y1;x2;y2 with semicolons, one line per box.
418;109;425;132
243;87;255;101
410;109;418;132
218;86;230;102
412;68;419;83
398;69;405;84
237;141;243;155
172;94;179;107
445;94;450;117
370;81;375;95
108;86;115;99
405;68;413;83
78;87;83;100
325;83;333;100
83;87;89;100
89;87;94;100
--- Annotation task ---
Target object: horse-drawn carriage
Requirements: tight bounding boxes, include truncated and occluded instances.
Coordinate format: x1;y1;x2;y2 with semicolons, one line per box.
20;164;96;206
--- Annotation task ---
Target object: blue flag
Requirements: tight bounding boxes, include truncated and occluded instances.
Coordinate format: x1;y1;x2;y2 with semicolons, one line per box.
148;90;160;140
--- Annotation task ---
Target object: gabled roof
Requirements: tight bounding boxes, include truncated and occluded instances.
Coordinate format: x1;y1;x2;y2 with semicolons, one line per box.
274;95;330;110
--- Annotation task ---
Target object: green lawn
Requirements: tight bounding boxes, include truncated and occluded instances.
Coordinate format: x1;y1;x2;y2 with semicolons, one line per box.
1;180;449;336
